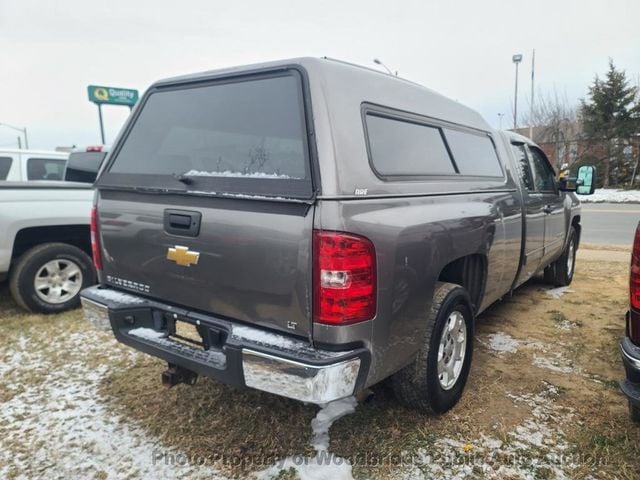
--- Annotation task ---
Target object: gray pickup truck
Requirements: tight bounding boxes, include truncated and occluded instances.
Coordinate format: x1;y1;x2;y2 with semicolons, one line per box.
80;58;595;413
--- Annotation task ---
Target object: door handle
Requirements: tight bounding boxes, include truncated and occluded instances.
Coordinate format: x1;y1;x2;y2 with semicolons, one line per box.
164;209;202;237
543;205;553;214
169;213;192;229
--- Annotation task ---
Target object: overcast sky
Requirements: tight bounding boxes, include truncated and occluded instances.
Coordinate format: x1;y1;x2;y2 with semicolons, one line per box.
1;0;638;150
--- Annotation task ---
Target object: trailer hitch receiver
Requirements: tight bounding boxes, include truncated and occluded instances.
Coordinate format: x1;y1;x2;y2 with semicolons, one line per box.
161;364;198;388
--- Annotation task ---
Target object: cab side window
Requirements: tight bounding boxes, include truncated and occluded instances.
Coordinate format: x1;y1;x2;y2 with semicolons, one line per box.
0;157;12;180
27;158;66;181
510;143;534;192
527;147;556;193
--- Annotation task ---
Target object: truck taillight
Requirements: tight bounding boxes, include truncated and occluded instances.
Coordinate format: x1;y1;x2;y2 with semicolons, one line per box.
313;230;376;325
91;206;103;271
629;223;640;342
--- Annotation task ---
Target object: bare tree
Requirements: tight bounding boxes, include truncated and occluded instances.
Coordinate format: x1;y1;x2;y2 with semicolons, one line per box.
522;89;578;168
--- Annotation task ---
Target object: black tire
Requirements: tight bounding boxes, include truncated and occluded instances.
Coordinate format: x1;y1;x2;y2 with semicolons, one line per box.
545;226;578;287
391;282;474;414
9;243;96;314
631;401;640;423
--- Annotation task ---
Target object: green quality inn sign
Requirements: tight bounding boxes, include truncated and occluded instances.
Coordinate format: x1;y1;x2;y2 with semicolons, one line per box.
87;84;139;144
87;85;139;106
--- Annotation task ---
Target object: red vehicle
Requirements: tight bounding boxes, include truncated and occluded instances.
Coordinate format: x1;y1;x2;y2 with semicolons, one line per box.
622;223;640;422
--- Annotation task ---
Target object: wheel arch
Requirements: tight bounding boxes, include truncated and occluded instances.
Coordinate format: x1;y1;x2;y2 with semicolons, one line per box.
437;254;487;315
12;225;91;263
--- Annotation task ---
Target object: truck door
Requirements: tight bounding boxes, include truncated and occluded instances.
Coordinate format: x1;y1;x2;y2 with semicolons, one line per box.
525;145;565;266
511;142;545;279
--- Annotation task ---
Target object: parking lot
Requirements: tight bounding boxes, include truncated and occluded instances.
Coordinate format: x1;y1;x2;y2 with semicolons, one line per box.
1;243;637;480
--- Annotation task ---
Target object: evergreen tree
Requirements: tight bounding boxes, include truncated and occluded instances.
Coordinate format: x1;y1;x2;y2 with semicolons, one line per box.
580;60;640;187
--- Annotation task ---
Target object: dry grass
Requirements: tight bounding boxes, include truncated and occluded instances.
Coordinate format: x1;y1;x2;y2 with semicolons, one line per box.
0;253;639;479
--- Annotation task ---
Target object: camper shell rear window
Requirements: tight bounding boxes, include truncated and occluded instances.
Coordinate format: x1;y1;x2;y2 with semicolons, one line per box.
99;70;313;199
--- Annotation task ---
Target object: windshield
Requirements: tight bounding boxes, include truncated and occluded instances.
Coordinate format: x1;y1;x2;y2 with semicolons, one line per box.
101;72;312;198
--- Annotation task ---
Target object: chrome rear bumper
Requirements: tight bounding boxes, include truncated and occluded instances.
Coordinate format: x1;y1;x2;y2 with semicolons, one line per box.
80;286;367;404
242;349;361;404
80;297;111;331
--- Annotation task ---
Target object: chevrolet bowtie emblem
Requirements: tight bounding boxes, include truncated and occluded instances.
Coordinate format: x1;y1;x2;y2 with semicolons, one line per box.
167;246;200;267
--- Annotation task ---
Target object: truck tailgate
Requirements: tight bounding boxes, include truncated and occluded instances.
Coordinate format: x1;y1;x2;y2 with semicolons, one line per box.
98;192;314;337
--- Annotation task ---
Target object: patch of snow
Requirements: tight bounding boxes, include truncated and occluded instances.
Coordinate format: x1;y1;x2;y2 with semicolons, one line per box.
532;353;577;374
90;288;146;304
232;325;306;351
0;327;224;480
128;327;168;340
183;170;299;180
311;397;358;453
254;397;358;480
220;192;289;201
404;382;577;480
581;188;640;203
555;319;579;331
545;286;573;299
479;434;502;450
486;332;520;354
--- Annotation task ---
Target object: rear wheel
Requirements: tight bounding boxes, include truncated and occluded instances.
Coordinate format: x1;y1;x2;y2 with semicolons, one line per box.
544;226;577;287
9;243;95;314
391;282;474;414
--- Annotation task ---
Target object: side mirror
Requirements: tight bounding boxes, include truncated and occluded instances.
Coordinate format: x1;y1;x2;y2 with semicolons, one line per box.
576;165;596;195
558;165;597;194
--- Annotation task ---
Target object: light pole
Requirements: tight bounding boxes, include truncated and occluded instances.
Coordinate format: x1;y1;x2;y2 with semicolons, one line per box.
512;53;523;130
0;122;29;149
373;58;397;76
529;49;535;139
498;113;504;129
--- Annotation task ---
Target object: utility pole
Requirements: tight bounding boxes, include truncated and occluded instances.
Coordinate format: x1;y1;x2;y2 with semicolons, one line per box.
529;49;535;139
512;54;523;130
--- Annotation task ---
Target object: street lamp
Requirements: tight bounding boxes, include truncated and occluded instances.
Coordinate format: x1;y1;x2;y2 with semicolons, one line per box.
512;54;523;130
497;113;505;129
0;122;29;149
373;58;397;76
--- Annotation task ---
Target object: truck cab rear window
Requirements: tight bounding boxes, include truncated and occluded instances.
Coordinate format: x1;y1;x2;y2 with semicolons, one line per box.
103;73;311;198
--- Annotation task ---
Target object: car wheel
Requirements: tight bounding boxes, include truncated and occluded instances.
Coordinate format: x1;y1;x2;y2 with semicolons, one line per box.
630;401;640;423
9;243;96;314
391;281;474;414
546;226;577;287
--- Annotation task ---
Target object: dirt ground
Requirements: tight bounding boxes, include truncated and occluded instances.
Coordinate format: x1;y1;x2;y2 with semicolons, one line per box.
0;246;638;479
